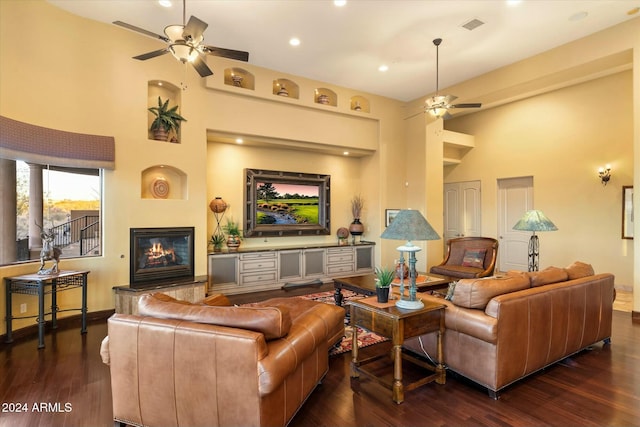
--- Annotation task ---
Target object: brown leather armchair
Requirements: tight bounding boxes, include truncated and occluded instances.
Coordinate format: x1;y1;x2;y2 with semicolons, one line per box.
430;236;498;279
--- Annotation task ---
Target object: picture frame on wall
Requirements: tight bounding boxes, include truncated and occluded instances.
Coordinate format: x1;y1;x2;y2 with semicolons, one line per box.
622;186;633;239
385;209;400;227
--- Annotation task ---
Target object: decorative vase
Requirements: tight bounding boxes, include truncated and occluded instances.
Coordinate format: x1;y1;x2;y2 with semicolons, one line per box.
348;219;364;236
226;235;241;251
395;262;409;279
209;197;228;213
376;286;389;303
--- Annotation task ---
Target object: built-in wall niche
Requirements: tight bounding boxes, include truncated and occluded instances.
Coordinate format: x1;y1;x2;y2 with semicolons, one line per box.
147;80;183;143
141;165;187;200
315;88;337;106
272;79;299;99
223;68;255;90
350;96;370;113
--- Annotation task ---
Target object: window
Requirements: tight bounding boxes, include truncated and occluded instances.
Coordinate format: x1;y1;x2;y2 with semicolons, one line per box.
5;160;102;265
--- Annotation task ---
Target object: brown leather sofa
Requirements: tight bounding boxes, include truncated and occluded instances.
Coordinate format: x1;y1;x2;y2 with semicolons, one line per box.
100;292;345;427
405;261;615;398
430;236;499;279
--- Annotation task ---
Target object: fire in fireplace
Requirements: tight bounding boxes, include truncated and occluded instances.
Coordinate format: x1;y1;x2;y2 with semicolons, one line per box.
130;227;195;288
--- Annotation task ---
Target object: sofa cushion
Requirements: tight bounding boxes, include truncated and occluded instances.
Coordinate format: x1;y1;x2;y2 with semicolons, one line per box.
430;264;484;279
451;275;530;309
462;249;487;268
138;293;292;340
565;261;595;280
529;266;569;287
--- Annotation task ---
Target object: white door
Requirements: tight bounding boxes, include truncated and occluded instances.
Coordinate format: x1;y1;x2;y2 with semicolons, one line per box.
443;181;481;242
497;176;533;272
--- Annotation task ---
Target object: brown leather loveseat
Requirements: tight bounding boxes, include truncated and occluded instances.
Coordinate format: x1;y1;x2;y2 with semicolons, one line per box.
100;293;345;427
405;261;614;398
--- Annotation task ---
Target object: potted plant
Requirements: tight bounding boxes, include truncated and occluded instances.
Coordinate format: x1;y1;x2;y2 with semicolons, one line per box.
223;218;242;251
209;233;225;252
148;96;187;142
375;266;395;303
349;194;365;241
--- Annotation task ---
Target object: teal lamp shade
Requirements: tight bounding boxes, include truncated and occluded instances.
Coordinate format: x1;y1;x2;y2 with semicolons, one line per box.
380;209;440;309
380;209;440;243
512;210;558;232
512;209;557;272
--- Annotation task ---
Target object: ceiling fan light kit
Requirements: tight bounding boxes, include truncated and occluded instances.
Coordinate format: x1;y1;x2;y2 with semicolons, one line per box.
113;0;249;78
424;38;481;119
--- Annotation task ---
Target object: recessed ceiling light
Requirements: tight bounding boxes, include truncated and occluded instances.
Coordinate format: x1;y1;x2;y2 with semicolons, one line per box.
158;0;172;7
569;11;588;21
289;37;301;46
235;138;244;144
378;64;389;72
334;0;347;6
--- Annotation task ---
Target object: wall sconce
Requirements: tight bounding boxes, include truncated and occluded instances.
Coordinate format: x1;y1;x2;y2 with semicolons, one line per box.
598;164;611;186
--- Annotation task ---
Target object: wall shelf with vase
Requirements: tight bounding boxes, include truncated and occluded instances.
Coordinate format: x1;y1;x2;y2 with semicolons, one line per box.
273;78;299;99
224;68;255;90
315;88;337;106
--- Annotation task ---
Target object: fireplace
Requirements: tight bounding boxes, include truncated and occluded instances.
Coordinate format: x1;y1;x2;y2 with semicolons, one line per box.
130;227;195;289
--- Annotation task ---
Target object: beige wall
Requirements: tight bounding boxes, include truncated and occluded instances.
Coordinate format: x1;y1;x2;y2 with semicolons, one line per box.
444;71;634;288
0;0;638;335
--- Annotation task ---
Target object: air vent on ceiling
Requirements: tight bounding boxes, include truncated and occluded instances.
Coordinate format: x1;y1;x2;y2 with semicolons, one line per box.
462;18;485;31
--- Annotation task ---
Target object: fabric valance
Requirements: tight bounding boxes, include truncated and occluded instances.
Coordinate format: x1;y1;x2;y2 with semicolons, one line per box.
0;115;115;170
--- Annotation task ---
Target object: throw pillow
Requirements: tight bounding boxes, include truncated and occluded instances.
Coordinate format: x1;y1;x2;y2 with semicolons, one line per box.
462;248;487;268
565;261;595;280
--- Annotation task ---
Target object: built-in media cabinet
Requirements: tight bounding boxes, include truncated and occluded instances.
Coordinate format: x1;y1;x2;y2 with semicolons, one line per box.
208;243;375;295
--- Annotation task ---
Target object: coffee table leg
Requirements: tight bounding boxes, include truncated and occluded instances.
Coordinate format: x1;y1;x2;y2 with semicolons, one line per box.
334;287;343;306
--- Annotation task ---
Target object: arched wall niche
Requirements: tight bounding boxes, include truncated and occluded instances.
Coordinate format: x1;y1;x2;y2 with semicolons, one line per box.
273;78;299;99
141;164;187;200
224;68;255;90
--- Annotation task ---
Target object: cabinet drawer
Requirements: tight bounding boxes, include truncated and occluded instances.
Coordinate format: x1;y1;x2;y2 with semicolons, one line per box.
240;258;277;273
240;252;277;260
327;253;354;264
239;271;278;285
327;264;355;275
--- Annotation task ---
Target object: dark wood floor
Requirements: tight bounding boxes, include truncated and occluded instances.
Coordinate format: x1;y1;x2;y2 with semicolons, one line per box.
1;285;639;427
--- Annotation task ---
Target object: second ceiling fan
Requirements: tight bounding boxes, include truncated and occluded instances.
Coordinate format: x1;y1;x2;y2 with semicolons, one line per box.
113;0;249;78
424;38;482;119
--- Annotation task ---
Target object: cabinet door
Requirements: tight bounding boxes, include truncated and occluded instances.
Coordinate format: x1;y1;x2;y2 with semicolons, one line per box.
303;249;325;277
208;254;238;291
279;250;302;281
355;245;374;272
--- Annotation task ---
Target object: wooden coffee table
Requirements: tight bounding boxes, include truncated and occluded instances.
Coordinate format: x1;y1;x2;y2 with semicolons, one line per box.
333;273;453;306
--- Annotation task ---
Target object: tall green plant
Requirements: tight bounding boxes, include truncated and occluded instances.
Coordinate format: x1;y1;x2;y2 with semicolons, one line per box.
148;97;187;134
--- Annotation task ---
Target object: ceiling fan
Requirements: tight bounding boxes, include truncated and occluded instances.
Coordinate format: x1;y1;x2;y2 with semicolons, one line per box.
423;38;482;119
113;0;249;78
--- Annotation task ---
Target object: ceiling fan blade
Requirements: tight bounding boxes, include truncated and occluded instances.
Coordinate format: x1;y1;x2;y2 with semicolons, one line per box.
202;45;249;62
183;16;208;42
191;55;214;77
133;48;170;61
113;21;169;43
450;103;482;109
442;111;454;120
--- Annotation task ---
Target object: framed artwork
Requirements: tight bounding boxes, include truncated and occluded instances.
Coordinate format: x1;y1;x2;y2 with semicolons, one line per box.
622;186;633;239
244;168;331;237
385;209;400;227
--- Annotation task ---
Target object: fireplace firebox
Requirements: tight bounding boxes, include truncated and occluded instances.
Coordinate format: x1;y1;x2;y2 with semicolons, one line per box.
129;227;195;288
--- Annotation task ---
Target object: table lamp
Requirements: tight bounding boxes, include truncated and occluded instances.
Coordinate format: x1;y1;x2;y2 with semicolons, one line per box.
512;209;558;272
380;209;441;309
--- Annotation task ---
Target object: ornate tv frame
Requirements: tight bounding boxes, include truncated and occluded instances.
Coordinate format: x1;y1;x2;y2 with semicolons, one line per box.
244;168;331;237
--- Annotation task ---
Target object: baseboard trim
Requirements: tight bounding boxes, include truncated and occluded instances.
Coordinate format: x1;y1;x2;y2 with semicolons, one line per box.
0;309;114;346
